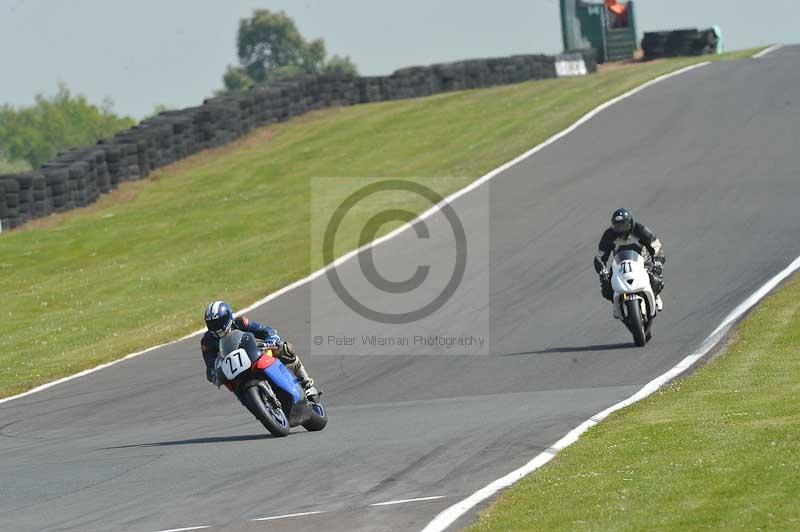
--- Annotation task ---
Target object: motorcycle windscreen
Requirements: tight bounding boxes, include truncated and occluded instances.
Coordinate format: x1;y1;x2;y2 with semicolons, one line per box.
219;330;244;356
614;250;641;263
263;360;304;404
219;330;261;364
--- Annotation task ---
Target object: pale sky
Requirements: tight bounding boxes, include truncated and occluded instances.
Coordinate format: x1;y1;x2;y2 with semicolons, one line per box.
0;0;797;119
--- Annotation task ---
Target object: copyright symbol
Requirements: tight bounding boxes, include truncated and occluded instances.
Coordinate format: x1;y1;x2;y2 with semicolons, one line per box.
323;180;467;324
313;336;324;346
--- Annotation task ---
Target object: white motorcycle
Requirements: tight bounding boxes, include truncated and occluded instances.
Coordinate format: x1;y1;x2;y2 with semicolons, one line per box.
607;250;661;346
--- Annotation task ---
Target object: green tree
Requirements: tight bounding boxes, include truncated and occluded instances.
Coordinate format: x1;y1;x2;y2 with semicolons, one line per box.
0;84;134;168
222;9;358;91
222;65;255;91
322;55;359;76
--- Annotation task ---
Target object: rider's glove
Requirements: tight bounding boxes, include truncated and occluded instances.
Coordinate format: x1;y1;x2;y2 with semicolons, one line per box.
278;340;297;363
212;367;224;388
264;334;282;347
599;268;610;280
651;261;663;276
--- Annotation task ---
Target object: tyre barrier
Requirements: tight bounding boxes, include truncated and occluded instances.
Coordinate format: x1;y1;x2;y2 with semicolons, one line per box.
642;28;719;60
0;50;596;232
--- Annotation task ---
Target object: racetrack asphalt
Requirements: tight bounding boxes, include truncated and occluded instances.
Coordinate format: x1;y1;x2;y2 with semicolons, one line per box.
2;45;800;532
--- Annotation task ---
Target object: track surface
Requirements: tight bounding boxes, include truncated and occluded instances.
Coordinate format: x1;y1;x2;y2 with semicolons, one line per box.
3;47;800;532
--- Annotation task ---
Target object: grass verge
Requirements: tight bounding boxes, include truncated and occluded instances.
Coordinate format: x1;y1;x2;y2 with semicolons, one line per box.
0;156;31;173
1;49;763;398
469;273;800;530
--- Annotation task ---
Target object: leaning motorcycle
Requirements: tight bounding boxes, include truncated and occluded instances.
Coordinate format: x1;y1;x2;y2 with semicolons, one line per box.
214;330;327;437
608;250;657;347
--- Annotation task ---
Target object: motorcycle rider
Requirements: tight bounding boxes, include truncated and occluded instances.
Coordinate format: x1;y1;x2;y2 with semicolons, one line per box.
201;301;320;398
594;208;664;310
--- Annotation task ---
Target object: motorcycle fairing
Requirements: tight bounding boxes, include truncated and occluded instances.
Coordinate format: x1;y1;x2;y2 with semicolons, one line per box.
263;359;304;404
611;251;656;318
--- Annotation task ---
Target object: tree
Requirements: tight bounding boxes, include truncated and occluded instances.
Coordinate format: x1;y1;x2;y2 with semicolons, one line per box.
322;55;359;77
0;84;134;168
222;65;255;91
222;9;358;91
144;103;174;120
237;10;307;83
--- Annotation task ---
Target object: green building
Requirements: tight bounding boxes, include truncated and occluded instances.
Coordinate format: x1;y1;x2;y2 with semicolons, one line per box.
560;0;638;63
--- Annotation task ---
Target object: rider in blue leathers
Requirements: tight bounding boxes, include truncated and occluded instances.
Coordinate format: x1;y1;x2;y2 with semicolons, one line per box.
201;301;319;397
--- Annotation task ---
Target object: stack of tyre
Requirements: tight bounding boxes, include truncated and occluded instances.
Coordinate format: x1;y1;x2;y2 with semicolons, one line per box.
357;76;385;104
315;73;361;107
249;86;282;126
0;177;20;229
525;54;559;81
260;80;306;123
431;62;467;92
106;135;143;181
0;49;601;232
27;173;49;219
138;110;199;163
642;28;719;60
382;66;437;100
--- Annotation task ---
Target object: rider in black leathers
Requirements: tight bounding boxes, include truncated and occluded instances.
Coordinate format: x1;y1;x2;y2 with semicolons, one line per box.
594;208;665;304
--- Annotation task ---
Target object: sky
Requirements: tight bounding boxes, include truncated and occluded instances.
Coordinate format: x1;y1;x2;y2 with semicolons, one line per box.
0;0;797;119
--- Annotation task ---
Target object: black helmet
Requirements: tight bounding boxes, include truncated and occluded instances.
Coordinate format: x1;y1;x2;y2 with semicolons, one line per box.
204;301;234;338
611;208;634;237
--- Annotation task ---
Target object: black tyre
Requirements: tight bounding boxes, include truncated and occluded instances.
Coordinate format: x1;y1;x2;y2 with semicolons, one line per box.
4;193;19;208
301;399;328;432
625;299;647;347
242;384;291;437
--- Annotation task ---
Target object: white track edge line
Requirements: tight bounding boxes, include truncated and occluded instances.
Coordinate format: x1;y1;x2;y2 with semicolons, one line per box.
251;510;327;521
0;60;710;407
753;43;783;59
153;526;211;532
421;254;800;532
370;496;447;507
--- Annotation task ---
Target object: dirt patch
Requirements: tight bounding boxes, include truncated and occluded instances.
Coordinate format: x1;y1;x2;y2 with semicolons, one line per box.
18;180;150;231
597;51;653;73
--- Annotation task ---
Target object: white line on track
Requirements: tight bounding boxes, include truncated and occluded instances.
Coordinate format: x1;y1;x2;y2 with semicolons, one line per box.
0;61;711;407
251;510;327;521
753;43;783;58
370;496;447;507
421;265;800;529
153;526;211;532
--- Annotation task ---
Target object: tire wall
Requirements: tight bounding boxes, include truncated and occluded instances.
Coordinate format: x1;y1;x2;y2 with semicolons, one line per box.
641;27;720;61
0;50;596;232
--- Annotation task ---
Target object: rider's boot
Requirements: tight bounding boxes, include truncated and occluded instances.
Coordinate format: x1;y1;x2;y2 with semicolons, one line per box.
656;294;663;312
287;357;321;399
279;342;322;399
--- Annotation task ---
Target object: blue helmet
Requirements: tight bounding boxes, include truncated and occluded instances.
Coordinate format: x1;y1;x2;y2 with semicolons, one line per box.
204;301;234;338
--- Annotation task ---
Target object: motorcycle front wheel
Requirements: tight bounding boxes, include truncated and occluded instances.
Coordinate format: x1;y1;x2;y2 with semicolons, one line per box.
243;384;291;437
625;299;647;347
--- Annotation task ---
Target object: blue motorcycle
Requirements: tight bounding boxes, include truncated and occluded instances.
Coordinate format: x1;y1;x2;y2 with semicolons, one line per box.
215;330;327;437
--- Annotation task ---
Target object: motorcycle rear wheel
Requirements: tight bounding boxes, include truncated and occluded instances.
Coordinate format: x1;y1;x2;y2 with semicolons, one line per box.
243;385;291;437
625;299;647;347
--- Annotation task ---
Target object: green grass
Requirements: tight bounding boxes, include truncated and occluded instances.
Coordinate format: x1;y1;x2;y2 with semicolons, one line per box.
0;49;763;398
469;274;800;532
0;156;31;173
